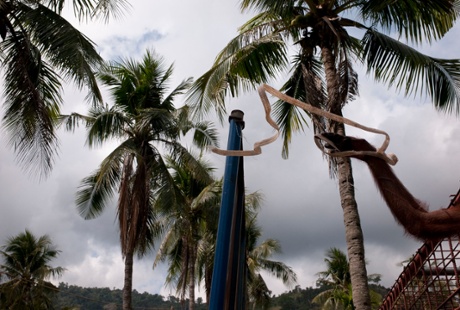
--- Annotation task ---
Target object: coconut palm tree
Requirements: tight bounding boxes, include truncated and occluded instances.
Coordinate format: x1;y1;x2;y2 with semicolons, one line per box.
245;208;297;309
198;191;296;308
0;0;129;177
154;155;222;310
0;230;64;309
60;50;218;310
187;1;460;308
155;161;296;309
314;248;354;310
313;248;382;310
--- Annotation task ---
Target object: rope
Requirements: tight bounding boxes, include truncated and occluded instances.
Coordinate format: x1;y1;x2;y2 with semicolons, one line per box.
211;84;398;165
210;87;280;157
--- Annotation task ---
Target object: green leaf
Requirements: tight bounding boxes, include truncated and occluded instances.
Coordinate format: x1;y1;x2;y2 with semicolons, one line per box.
363;29;460;113
188;23;288;121
21;3;103;105
360;0;458;44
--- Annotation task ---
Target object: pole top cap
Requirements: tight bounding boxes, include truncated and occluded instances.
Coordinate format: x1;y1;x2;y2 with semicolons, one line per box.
229;110;245;129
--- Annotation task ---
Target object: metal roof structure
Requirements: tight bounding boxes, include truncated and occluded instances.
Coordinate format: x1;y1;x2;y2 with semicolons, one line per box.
379;190;460;310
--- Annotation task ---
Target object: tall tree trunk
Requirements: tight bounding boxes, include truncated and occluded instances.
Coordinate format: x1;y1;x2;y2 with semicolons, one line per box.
320;45;371;310
180;236;189;308
336;153;371;310
123;250;134;310
189;242;197;310
25;279;34;310
205;257;212;305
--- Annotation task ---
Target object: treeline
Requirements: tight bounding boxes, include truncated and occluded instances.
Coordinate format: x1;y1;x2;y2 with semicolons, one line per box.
51;282;389;310
270;284;390;310
271;286;326;310
52;282;207;310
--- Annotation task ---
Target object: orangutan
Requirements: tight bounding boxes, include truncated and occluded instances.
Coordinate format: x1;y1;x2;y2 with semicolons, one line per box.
315;132;460;240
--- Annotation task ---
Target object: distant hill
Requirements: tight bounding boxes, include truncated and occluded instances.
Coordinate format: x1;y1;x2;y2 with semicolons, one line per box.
52;282;389;309
270;284;390;310
52;282;207;310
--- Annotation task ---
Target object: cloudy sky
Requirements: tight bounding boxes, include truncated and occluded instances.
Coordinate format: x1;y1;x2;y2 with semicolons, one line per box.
1;0;460;300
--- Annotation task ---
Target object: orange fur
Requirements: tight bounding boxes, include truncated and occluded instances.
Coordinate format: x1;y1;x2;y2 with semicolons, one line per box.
317;133;460;240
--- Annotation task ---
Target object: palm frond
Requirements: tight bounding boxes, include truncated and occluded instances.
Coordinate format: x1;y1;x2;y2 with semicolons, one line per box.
250;238;281;259
337;57;359;106
311;288;342;309
273;59;314;158
153;228;180;268
162;141;215;185
238;10;293;35
360;0;458;44
162;77;193;108
90;0;131;21
189;181;222;211
75;140;135;219
162;238;187;290
86;104;130;147
245;191;264;213
240;0;301;17
2;33;61;177
135;107;175;134
65;0;131;22
58;112;94;132
22;3;103;105
362;29;460;113
172;105;220;150
190;121;220;150
258;258;297;286
247;274;271;308
187;24;288;121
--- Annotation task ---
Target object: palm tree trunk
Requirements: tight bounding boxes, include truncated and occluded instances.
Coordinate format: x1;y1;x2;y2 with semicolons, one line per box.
205;259;212;305
189;243;197;310
26;279;34;310
336;153;371;310
123;250;134;310
320;45;371;310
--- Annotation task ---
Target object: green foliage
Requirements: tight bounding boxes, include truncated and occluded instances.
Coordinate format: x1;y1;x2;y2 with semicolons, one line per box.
153;154;220;307
272;286;333;310
49;282;389;310
312;248;384;310
189;0;460;158
245;207;298;308
270;284;389;310
60;49;219;310
1;280;389;310
0;0;130;177
0;230;64;309
52;283;178;309
188;3;460;309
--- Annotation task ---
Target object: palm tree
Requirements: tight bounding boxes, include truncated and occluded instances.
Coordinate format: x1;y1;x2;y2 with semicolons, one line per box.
0;0;129;177
0;230;64;309
187;1;460;308
60;50;218;310
313;248;382;310
245;206;297;309
154;155;222;310
198;191;297;308
314;248;353;310
155;160;296;309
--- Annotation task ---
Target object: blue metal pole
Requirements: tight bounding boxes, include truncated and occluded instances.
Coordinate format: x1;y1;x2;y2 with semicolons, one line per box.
209;110;244;310
236;160;247;310
229;162;246;310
